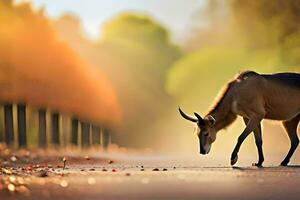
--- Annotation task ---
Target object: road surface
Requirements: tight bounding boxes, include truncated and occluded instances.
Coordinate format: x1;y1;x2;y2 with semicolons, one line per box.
1;157;300;200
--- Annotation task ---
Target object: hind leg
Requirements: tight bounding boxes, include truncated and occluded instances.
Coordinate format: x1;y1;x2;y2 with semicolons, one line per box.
281;115;300;166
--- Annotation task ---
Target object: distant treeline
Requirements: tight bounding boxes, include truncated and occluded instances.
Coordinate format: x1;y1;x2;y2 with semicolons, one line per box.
1;0;299;150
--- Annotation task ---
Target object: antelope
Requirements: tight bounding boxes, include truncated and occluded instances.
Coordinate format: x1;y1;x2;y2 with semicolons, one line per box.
179;71;300;167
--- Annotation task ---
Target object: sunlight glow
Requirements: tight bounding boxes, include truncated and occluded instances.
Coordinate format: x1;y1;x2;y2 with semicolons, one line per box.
28;0;206;40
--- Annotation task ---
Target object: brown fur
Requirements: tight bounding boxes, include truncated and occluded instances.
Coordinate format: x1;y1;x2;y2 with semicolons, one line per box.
207;71;300;124
213;71;300;166
181;70;300;166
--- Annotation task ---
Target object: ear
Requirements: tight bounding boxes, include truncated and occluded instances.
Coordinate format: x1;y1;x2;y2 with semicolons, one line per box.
205;115;216;127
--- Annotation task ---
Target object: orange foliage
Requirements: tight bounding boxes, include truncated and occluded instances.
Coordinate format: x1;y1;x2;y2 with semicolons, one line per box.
0;1;121;126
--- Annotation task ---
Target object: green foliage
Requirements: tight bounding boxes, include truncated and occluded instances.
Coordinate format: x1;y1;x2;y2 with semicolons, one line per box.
230;0;300;67
167;0;300;111
166;47;276;110
100;13;181;80
96;13;182;147
102;13;169;47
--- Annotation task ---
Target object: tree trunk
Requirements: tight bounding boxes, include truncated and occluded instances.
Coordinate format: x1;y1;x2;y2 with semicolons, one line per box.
17;103;27;147
0;130;3;143
71;118;78;146
51;112;60;145
81;122;90;148
102;128;111;150
92;125;101;145
4;104;14;146
38;109;47;148
0;117;4;143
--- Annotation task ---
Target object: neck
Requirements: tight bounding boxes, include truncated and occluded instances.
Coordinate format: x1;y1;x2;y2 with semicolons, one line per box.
206;92;237;131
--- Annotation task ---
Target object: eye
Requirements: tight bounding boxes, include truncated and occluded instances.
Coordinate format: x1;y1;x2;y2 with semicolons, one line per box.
203;132;209;137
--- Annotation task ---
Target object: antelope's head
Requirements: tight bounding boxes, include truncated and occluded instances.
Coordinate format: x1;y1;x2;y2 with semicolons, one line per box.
179;107;216;155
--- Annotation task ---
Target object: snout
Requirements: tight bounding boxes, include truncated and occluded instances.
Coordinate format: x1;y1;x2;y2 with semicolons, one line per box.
200;150;207;155
200;144;211;155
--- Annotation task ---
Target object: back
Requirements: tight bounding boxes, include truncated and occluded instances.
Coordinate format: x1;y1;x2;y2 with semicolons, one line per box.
262;72;300;89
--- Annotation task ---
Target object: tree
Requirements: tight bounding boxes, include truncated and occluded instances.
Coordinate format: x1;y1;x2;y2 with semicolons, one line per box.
0;0;120;131
230;0;300;67
100;13;181;82
96;13;182;147
166;47;275;111
185;0;300;69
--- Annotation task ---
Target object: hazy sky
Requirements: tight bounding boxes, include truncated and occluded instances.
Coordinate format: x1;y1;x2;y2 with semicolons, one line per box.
26;0;206;41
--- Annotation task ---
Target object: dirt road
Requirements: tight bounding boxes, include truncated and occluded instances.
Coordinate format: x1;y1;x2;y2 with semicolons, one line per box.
1;162;300;200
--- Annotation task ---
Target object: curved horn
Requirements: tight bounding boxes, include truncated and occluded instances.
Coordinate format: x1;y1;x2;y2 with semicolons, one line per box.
193;112;203;121
178;107;198;122
194;112;205;125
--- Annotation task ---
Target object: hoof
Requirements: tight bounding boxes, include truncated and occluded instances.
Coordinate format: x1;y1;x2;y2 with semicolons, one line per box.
231;155;238;166
280;162;288;167
252;163;263;168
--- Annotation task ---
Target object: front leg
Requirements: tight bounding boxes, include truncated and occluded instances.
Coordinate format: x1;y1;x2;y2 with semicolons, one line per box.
243;118;264;167
231;117;262;166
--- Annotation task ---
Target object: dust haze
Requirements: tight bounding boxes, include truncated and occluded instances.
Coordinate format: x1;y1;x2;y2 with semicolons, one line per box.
1;0;300;163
